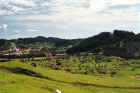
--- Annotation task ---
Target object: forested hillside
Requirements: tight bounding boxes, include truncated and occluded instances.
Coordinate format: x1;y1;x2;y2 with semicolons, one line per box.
0;36;81;51
67;30;140;58
1;30;140;58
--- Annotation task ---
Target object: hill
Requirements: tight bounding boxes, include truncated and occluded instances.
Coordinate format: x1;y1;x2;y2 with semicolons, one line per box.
67;30;140;58
0;36;81;51
1;30;140;58
9;36;81;47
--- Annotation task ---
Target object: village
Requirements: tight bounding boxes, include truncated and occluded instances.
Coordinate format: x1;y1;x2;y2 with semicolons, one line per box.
0;43;96;59
0;43;73;60
0;44;42;56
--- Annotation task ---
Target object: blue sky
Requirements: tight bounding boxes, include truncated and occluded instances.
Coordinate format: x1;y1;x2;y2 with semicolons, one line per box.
0;0;140;39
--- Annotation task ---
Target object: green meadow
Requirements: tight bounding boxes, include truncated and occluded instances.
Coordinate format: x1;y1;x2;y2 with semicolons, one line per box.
0;56;140;93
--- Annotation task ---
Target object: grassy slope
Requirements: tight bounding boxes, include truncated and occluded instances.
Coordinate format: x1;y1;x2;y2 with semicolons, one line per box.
0;60;140;93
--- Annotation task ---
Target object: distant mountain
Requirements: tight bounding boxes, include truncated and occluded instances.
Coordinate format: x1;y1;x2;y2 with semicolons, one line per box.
1;30;140;58
10;36;81;46
0;36;82;51
67;30;140;58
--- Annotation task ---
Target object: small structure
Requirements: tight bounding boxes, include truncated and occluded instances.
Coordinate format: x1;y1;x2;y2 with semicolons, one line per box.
80;52;88;56
88;53;94;56
2;50;10;55
0;51;3;55
29;47;42;54
2;45;31;56
45;52;53;60
56;53;66;59
2;45;23;56
56;89;61;93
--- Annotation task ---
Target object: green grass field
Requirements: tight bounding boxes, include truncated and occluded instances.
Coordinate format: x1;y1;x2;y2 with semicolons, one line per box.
0;58;140;93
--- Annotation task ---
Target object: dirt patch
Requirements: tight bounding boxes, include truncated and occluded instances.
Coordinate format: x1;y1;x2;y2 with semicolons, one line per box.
104;74;111;78
130;76;140;79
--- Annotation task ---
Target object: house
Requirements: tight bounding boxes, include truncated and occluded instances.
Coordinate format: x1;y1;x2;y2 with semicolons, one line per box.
2;50;10;55
2;44;30;56
56;53;67;59
9;45;24;55
21;49;30;54
29;47;42;54
88;53;94;56
80;52;88;56
0;51;3;55
45;52;53;60
2;45;20;56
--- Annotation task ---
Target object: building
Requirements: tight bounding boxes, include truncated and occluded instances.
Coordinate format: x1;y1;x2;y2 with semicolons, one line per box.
2;45;30;56
29;47;42;54
45;52;53;60
56;53;67;59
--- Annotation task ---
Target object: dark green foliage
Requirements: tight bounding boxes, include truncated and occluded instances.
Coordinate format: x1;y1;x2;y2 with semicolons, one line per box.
67;30;136;54
113;30;135;42
0;39;11;51
67;30;140;58
9;36;81;48
0;54;45;59
31;63;37;67
110;71;117;77
56;59;62;66
0;36;81;53
67;32;113;54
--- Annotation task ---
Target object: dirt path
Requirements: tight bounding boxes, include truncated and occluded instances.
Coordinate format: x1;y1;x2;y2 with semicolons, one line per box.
1;66;140;90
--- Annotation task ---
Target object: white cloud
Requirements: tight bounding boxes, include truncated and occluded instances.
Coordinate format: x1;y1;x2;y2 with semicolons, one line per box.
27;29;40;32
8;5;25;13
0;0;36;8
10;0;36;7
0;10;7;15
2;0;139;23
3;24;8;29
0;24;8;29
41;2;51;7
0;0;140;39
16;0;139;23
108;0;140;6
0;0;35;15
1;0;139;17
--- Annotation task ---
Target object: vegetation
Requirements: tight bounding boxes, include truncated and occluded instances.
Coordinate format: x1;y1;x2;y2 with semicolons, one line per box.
67;30;140;58
1;30;140;58
0;36;81;50
1;30;140;93
0;56;140;93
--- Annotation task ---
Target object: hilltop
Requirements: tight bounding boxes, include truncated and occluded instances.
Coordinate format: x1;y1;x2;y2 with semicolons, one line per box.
67;30;140;58
0;36;81;51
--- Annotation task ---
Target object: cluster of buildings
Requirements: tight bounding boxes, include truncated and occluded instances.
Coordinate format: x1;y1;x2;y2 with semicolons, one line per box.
0;44;95;59
0;44;68;59
0;45;42;56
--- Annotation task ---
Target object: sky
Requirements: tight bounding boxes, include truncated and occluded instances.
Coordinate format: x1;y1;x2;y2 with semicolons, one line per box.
0;0;140;39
